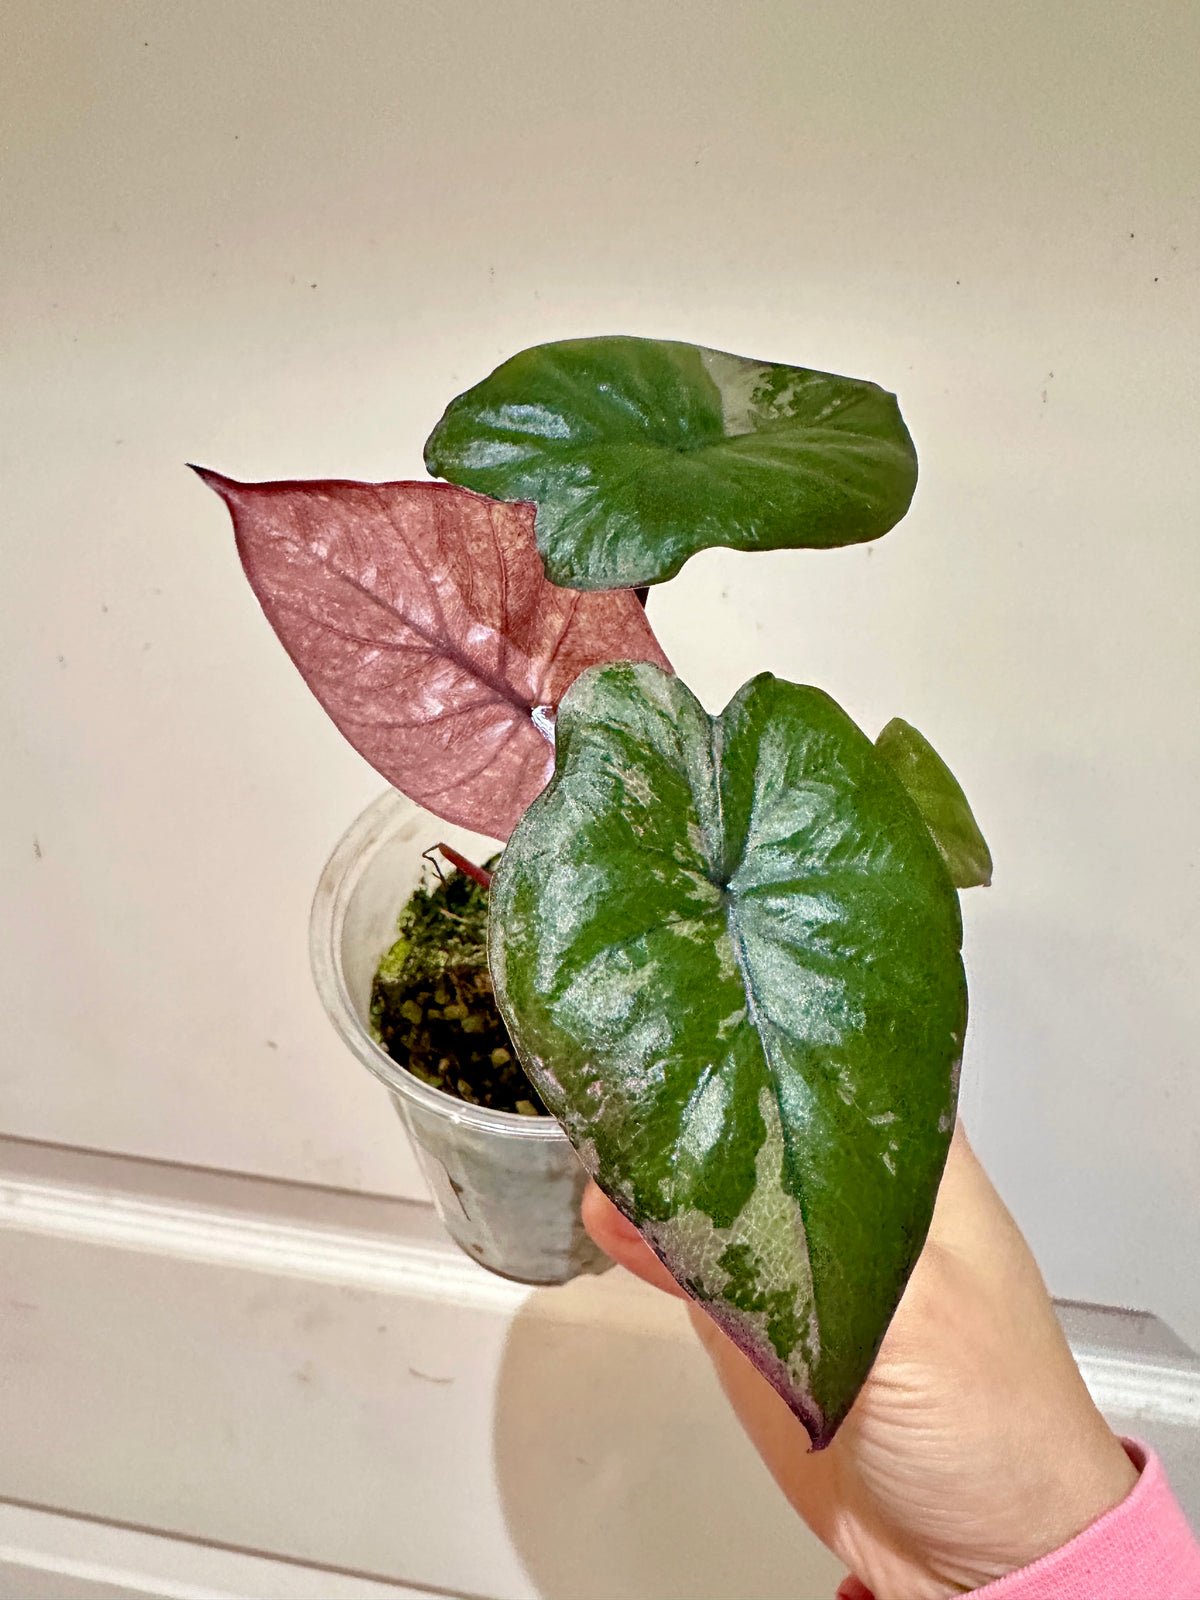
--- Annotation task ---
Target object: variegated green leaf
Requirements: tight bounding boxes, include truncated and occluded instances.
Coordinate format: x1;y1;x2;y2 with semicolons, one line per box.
489;662;966;1445
875;718;992;889
424;336;918;590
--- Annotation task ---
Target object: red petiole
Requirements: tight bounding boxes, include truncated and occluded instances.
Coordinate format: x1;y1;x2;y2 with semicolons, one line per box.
437;842;492;889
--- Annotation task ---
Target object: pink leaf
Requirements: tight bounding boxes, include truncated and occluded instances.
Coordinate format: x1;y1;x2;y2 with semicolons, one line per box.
195;471;672;839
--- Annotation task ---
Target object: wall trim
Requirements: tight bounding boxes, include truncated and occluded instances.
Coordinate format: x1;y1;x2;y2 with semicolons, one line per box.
1;1162;1197;1430
1072;1350;1200;1428
0;1497;483;1600
0;1171;528;1317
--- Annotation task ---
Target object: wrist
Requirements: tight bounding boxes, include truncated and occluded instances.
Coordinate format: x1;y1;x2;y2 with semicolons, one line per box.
846;1414;1141;1600
932;1422;1140;1597
1007;1424;1140;1574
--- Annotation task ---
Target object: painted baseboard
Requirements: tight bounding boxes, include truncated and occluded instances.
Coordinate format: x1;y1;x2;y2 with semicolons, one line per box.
1;1135;1197;1429
1070;1345;1200;1427
0;1135;851;1600
0;1171;526;1318
1;1135;1197;1599
0;1499;478;1600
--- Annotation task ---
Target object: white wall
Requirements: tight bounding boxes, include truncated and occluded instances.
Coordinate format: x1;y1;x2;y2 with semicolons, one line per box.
3;2;1198;1339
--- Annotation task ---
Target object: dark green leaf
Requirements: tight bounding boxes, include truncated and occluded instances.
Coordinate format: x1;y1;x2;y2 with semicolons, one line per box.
424;337;918;590
875;718;992;888
489;663;965;1445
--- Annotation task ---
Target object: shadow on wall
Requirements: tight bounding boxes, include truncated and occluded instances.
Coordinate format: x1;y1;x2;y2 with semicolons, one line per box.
491;1269;846;1600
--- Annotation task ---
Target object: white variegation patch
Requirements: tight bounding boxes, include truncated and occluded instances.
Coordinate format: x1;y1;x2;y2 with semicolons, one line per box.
716;1005;748;1040
643;1088;819;1412
713;928;739;984
675;1067;728;1166
698;347;769;438
616;763;656;809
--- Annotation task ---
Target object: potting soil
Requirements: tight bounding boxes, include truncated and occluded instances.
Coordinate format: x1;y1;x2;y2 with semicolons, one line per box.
370;855;549;1116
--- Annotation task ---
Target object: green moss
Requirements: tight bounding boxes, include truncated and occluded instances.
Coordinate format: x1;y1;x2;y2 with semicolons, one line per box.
370;856;548;1116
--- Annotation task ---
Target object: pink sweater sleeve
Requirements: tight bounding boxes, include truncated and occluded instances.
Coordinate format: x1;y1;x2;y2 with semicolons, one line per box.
837;1440;1200;1600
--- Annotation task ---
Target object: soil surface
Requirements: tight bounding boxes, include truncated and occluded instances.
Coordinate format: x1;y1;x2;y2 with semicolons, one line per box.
371;854;549;1116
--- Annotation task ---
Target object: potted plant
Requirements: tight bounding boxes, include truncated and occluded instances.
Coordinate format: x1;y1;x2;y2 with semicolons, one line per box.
197;334;990;1446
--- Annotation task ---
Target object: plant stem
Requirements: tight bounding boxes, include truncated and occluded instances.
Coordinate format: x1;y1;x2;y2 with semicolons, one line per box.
437;843;492;889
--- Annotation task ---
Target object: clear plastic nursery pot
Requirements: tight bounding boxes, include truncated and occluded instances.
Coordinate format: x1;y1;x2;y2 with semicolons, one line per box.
310;787;611;1286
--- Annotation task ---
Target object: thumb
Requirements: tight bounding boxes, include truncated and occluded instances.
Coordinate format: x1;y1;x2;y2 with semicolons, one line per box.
581;1181;690;1301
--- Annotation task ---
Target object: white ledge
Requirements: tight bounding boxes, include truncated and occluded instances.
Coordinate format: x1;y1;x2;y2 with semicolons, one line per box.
1;1136;1197;1430
0;1171;528;1317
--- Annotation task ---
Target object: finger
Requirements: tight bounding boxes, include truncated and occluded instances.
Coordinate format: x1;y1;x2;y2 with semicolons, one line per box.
580;1182;690;1300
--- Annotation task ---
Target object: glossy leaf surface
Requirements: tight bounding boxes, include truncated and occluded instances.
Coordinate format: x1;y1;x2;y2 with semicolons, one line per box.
875;718;992;888
196;471;670;839
490;663;965;1445
424;336;918;590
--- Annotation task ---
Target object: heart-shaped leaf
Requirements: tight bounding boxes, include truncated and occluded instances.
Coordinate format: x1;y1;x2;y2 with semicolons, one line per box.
424;336;918;590
875;718;993;888
195;471;671;839
489;662;965;1444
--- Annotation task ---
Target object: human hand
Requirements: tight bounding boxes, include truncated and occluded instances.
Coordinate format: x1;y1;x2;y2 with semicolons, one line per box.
582;1122;1138;1599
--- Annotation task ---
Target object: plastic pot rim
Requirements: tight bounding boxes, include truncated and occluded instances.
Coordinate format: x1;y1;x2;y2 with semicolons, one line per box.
309;787;570;1144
